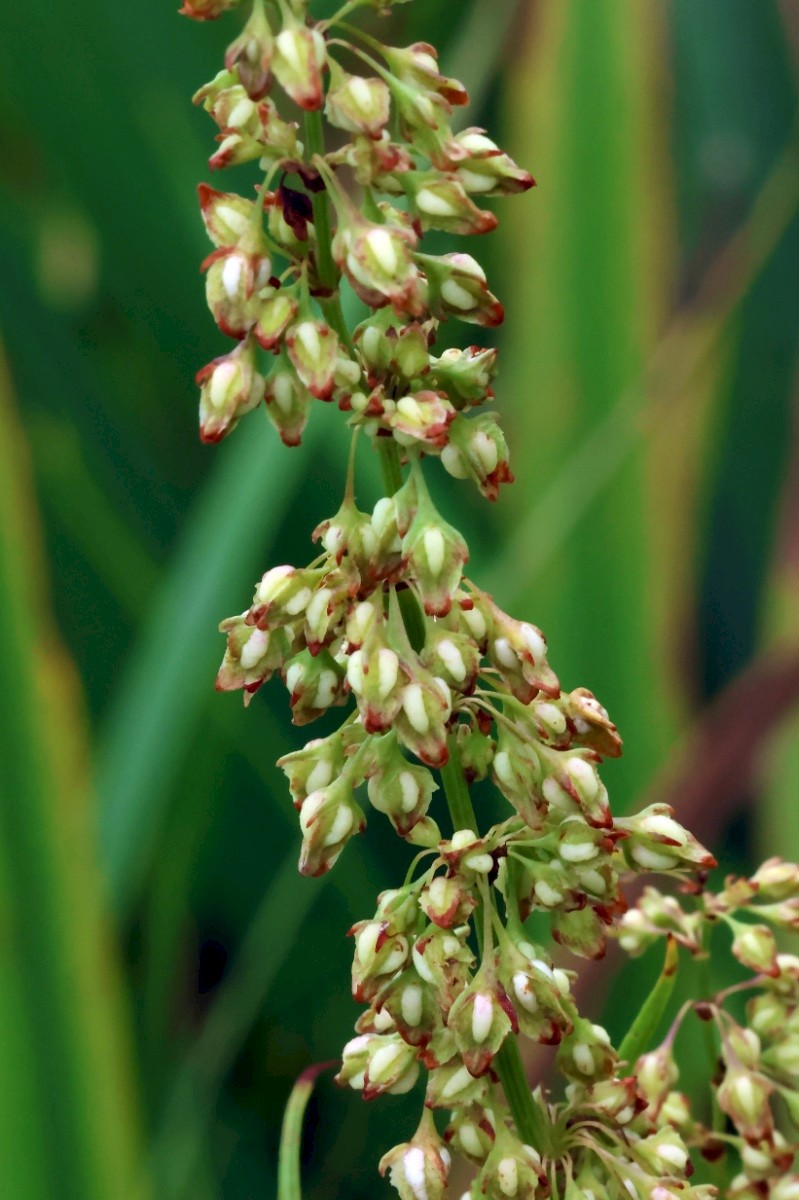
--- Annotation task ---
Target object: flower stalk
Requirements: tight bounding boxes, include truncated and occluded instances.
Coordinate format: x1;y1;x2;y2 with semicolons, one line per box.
180;1;799;1195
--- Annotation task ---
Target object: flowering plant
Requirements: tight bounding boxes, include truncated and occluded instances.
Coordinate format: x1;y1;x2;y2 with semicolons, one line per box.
181;1;799;1195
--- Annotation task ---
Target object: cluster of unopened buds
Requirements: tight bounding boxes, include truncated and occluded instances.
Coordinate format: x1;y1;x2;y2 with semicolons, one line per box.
182;0;799;1195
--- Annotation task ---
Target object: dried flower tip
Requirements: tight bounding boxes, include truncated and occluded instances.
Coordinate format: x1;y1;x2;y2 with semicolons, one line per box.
180;0;239;19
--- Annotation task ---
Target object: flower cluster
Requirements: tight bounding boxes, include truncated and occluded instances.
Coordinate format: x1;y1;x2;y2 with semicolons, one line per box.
183;1;799;1198
618;862;799;1198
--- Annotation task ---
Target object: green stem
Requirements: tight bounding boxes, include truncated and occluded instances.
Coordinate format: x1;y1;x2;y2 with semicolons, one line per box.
301;103;550;1159
617;936;678;1066
440;734;551;1156
697;946;725;1134
277;1062;336;1200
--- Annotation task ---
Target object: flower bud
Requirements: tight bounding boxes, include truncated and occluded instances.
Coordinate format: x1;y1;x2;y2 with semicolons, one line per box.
428;345;497;407
422;630;480;693
216;615;296;698
285;319;339;400
379;1110;451;1200
253;290;298;351
387;389;457;450
224;2;273;98
337;1031;419;1098
403;171;497;236
197;184;254;247
443;412;514;500
446;968;518;1077
747;991;790;1038
382;42;468;107
426;1059;489;1109
264;354;312;446
552;905;608;960
476;1128;546;1200
557;1018;616;1083
346;622;408;734
499;942;572;1045
635;1128;692;1178
477;592;560;704
412;924;475;1016
298;775;365;876
196;335;265;443
449;128;535;196
350;917;411;1003
417;252;504;326
454;722;495;784
247;563;324;630
420;874;477;929
333;213;423;315
580;1077;641;1124
277;725;364;806
272;23;327;111
395;674;452;768
560;687;623;759
402;505;468;618
203;225;273;338
325;62;391;137
636;1045;679;1111
751;858;799;901
367;731;438;838
730;921;779;977
283;648;347;724
492;730;547;831
445;1103;497;1163
544;749;612;829
617;804;716;874
717;1064;773;1142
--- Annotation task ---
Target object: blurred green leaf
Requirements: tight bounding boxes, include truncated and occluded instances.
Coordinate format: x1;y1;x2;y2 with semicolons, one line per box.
0;344;149;1200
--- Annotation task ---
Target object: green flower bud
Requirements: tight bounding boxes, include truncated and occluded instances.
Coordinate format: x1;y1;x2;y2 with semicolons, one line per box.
253;290;298;351
751;858;799;901
325;62;391;137
445;1102;498;1164
298;775;365;876
428;345;497;407
416;251;504;326
196;335;265;443
557;1018;616;1083
420;873;477;930
283;647;346;724
386;389;457;451
216;616;296;698
616;804;716;874
552;905;608;960
426;1058;489;1109
476;1127;546;1200
443;412;513;500
402;503;468;618
247;563;325;630
197;184;254;248
476;591;560;705
412;923;475;1016
453;721;495;784
446;967;518;1077
264;353;312;446
402;171;497;236
730;920;779;977
346;627;408;735
285;319;339;400
449;128;535;196
277;724;364;806
350;916;411;1004
636;1045;679;1112
224;2;273;99
395;673;452;769
379;1110;451;1200
203;225;273;338
337;1031;419;1098
498;941;572;1045
272;22;327;111
379;966;441;1048
367;730;438;838
717;1064;773;1143
635;1128;692;1178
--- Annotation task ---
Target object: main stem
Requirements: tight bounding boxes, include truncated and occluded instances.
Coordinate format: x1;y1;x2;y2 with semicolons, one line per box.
303;107;551;1159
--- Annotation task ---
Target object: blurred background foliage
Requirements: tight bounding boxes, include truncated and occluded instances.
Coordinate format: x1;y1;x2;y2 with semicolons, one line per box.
1;0;799;1196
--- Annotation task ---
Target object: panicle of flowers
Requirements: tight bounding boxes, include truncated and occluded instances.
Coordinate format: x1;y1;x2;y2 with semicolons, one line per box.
182;1;799;1197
